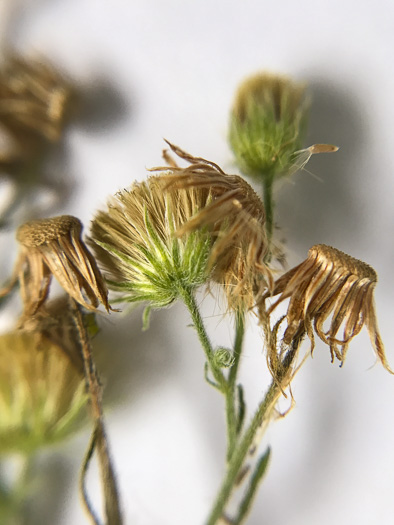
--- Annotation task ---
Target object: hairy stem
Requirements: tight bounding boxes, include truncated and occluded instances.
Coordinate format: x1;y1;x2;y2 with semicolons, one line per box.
179;286;226;390
71;299;122;525
206;337;301;525
226;311;245;460
262;176;274;244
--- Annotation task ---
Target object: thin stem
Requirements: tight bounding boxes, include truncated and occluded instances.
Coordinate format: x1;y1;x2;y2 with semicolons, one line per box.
229;312;245;389
79;428;100;525
206;337;302;525
179;286;226;390
70;299;122;525
262;176;275;245
226;311;245;460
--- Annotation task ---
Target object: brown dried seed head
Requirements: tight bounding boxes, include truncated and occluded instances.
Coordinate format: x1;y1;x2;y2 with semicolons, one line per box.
152;141;272;310
263;243;391;373
17;215;82;247
310;244;377;282
9;215;111;314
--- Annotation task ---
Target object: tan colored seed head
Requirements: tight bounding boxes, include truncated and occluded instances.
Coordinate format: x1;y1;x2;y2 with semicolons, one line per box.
262;244;391;372
2;215;110;316
17;215;82;247
152;141;272;311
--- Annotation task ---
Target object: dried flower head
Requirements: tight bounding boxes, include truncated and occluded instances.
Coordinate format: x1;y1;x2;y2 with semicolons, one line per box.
263;244;392;372
0;55;74;173
153;141;272;310
90;175;213;309
3;215;110;315
0;55;72;141
0;325;87;454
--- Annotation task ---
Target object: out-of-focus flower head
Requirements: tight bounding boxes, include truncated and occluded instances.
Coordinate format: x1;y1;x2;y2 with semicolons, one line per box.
0;55;74;173
0;299;88;454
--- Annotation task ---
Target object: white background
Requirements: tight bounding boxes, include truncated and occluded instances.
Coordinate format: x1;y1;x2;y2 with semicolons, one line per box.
1;1;394;524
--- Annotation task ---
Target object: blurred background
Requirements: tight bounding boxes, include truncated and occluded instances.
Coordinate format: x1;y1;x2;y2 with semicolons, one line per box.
0;1;394;524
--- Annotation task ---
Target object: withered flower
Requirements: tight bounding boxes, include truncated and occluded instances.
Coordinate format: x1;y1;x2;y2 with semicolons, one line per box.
0;55;72;142
0;55;74;173
4;215;110;315
263;244;392;372
153;142;273;310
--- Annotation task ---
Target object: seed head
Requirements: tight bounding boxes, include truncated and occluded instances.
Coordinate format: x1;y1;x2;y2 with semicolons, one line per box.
0;55;72;143
153;141;273;311
90;176;213;309
263;244;392;372
3;215;110;315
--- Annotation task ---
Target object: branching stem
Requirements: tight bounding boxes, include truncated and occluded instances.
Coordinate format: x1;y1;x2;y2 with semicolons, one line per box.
71;298;122;525
206;337;301;525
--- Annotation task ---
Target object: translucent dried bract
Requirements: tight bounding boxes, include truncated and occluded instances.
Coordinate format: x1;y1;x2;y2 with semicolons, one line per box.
263;244;392;372
153;141;273;310
4;215;110;315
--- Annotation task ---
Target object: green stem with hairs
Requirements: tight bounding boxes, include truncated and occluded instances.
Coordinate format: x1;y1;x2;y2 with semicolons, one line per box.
180;288;248;462
206;337;301;525
226;311;245;460
262;175;275;245
179;286;226;390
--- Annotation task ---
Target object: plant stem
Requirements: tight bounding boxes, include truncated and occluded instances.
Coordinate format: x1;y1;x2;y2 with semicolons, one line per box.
262;176;274;244
206;338;301;525
70;299;122;525
179;286;226;390
226;312;245;460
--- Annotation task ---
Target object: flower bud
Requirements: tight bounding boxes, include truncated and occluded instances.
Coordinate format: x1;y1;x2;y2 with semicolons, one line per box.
213;347;235;369
229;73;309;180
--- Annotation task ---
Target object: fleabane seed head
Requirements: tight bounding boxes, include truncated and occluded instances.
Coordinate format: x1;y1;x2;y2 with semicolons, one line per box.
262;244;392;372
90;176;213;309
0;55;74;173
5;215;110;315
152;141;273;311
